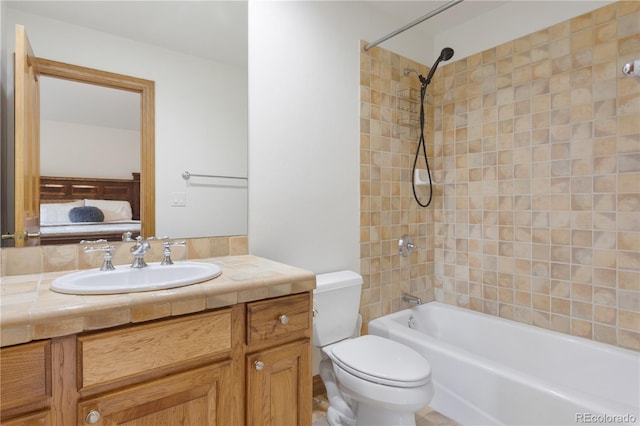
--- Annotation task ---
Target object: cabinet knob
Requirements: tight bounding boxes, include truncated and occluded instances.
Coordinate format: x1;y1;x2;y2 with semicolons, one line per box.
279;314;289;325
254;360;264;371
85;410;101;424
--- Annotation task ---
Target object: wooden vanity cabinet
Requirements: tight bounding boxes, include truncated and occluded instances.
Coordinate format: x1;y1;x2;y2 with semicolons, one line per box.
0;291;313;426
245;292;313;426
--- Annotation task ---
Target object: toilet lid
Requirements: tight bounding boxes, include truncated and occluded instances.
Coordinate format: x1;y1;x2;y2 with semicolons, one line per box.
329;335;431;388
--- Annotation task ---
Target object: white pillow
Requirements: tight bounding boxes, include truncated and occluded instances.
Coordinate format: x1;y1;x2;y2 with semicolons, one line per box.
85;199;133;222
40;200;85;225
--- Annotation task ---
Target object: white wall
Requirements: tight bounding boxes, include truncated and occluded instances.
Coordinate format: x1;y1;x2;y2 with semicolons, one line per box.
248;1;408;274
3;8;248;238
40;120;139;179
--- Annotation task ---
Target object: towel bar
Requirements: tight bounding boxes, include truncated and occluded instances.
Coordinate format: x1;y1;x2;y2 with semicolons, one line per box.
182;171;247;180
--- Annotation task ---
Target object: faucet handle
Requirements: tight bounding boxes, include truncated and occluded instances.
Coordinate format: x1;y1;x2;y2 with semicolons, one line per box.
130;238;151;268
130;236;143;251
161;241;186;265
84;244;115;253
80;239;108;244
398;235;422;257
122;232;135;242
146;235;169;241
84;245;116;271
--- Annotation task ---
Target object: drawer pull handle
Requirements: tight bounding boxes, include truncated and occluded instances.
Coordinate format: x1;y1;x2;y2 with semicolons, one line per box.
279;314;289;325
85;410;101;424
255;360;264;371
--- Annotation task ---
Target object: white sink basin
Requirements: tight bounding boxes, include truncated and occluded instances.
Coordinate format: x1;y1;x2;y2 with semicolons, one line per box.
50;261;222;295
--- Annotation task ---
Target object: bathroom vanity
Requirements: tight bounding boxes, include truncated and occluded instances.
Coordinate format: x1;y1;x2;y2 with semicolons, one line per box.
0;255;314;425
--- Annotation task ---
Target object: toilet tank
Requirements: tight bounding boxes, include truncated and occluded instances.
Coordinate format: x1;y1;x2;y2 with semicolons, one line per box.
313;270;363;347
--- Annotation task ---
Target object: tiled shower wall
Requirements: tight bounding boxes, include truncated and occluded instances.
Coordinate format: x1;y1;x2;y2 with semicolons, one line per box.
359;42;437;332
360;1;639;350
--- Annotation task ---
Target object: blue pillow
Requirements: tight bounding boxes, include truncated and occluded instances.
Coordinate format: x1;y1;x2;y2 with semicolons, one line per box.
69;206;104;223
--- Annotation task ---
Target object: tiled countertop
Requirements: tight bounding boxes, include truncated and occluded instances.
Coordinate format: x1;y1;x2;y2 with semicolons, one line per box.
0;255;316;347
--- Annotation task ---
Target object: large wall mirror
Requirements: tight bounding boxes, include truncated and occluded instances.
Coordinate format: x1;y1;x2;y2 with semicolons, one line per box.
1;1;248;247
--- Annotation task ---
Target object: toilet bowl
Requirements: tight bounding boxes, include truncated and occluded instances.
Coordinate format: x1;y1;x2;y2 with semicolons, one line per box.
324;335;434;425
314;271;433;426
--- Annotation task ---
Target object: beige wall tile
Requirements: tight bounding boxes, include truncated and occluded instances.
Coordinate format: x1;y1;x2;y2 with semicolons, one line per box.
43;245;78;273
3;247;42;276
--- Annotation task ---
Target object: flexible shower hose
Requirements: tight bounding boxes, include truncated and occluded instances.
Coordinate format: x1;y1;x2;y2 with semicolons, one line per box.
411;80;434;208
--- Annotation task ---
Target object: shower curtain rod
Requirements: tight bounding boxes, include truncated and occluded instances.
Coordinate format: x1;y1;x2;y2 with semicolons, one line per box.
363;0;463;51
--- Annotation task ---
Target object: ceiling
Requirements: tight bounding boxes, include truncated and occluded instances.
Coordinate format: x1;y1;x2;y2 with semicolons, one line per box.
5;1;248;66
365;1;506;40
6;1;508;68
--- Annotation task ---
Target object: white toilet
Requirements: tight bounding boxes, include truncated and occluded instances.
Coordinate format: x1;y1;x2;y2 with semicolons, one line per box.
314;271;433;426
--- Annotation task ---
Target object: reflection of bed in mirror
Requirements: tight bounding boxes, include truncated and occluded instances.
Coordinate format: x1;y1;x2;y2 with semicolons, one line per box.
39;173;141;245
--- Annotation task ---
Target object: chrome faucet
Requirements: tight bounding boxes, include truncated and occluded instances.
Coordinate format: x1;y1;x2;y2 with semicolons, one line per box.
130;236;151;268
402;293;422;305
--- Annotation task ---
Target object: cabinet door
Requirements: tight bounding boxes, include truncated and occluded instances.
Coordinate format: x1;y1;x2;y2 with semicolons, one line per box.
246;339;311;426
77;362;233;426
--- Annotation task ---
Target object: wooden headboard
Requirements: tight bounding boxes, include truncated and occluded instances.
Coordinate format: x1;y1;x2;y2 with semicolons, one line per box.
40;173;141;220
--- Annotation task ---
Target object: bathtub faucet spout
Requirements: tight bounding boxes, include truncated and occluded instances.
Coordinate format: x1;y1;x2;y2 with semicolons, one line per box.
403;293;422;305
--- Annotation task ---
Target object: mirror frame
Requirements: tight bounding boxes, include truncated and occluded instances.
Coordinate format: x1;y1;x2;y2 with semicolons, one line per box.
35;57;155;238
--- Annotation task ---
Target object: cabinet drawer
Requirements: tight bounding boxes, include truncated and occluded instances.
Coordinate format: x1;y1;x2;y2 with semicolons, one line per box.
79;308;232;389
247;293;310;345
0;340;51;412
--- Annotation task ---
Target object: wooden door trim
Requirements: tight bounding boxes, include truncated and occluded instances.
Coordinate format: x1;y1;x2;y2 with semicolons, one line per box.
35;57;155;238
13;24;41;247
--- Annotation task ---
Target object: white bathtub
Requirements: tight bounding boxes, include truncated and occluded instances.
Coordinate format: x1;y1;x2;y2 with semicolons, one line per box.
368;302;640;426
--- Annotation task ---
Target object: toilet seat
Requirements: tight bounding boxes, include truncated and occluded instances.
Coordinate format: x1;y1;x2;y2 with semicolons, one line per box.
327;335;431;388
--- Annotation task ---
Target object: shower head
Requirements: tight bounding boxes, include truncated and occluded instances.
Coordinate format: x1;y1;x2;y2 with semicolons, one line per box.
440;47;454;61
422;47;455;86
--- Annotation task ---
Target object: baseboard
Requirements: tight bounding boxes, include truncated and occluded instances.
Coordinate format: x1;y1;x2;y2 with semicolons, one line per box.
313;374;326;397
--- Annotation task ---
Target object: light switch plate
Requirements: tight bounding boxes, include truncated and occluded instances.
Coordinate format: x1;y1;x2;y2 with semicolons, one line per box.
171;192;186;207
